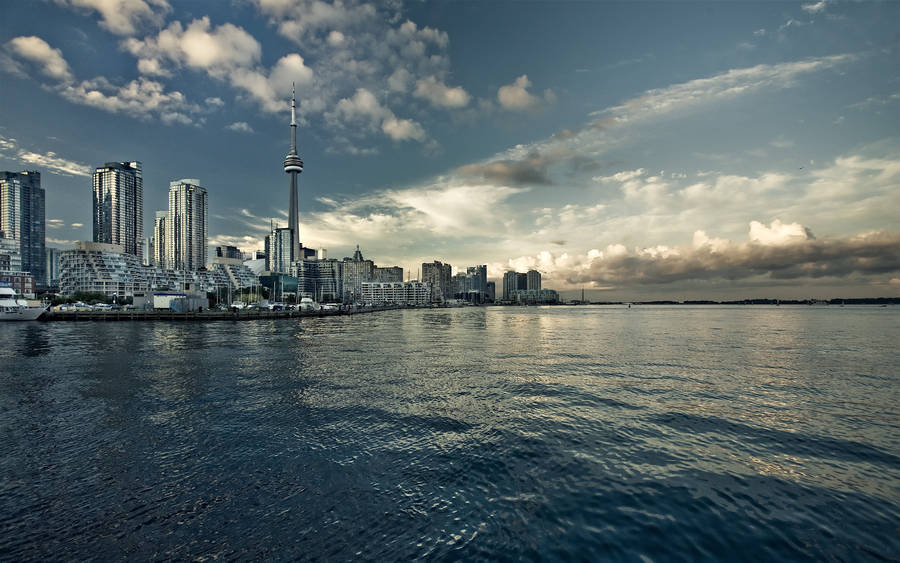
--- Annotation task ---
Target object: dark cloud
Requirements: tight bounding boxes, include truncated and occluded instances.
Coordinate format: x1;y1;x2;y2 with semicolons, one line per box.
458;150;554;185
565;231;900;286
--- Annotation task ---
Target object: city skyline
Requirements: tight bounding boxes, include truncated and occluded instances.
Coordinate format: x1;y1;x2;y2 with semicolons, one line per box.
1;1;899;299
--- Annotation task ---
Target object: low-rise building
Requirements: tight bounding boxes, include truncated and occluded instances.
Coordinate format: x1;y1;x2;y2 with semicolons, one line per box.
361;281;431;305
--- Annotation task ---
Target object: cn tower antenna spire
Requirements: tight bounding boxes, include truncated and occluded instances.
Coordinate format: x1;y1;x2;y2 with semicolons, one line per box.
284;82;304;262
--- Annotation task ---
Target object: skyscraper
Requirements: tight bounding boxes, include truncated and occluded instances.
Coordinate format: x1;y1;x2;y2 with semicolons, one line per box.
266;224;293;274
0;171;45;286
92;161;142;256
526;269;541;291
153;211;168;268
167;179;208;271
422;260;452;301
283;83;304;262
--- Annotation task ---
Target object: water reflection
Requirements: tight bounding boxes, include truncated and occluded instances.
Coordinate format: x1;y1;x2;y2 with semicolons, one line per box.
0;306;898;560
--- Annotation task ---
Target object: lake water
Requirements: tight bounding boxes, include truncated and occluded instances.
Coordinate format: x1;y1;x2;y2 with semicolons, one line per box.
1;305;898;560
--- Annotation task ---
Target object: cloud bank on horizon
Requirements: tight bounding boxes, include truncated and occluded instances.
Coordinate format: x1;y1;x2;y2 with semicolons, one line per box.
1;0;899;297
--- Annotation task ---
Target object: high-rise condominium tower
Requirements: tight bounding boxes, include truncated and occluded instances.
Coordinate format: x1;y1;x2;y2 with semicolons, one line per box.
283;83;304;262
0;171;45;285
167;179;207;271
93;161;142;256
153;211;168;268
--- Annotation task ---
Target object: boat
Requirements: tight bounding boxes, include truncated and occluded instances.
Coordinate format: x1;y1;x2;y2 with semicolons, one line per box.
299;297;320;312
0;282;48;321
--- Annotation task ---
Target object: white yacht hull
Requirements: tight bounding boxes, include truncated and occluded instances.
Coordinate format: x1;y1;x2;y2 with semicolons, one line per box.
0;305;47;321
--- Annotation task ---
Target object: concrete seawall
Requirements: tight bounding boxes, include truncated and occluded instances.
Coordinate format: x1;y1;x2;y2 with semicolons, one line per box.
43;305;406;322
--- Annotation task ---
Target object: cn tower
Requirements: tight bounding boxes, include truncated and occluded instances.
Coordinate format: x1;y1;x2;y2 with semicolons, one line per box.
283;82;304;260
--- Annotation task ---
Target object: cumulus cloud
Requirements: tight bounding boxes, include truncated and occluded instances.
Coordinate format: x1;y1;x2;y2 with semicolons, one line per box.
2;36;205;125
330;87;427;142
251;1;456;148
509;223;900;289
124;17;261;76
748;219;814;244
5;36;73;81
413;76;470;108
0;135;92;177
226;121;254;133
60;76;201;124
122;17;317;116
497;74;541;111
55;0;171;36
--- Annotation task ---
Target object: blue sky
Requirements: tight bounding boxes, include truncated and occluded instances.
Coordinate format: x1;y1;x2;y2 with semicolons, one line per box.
1;0;898;298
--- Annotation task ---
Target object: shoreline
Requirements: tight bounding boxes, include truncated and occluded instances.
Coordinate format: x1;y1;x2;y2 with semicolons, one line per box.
41;304;409;322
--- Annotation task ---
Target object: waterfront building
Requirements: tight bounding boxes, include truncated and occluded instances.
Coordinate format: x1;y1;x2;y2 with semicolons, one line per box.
361;281;431;305
502;270;517;301
216;245;244;260
509;288;559;304
60;241;252;299
141;237;153;266
0;271;35;296
293;258;343;302
60;241;149;297
517;272;527;291
153;211;168;268
372;266;403;282
486;281;496;302
167;179;207;271
0;170;45;286
45;247;60;288
342;245;374;302
468;265;487;293
0;237;22;272
283;84;304;261
259;273;298;303
451;272;469;297
265;225;293;274
421;260;452;301
526;269;542;291
210;256;260;291
92;161;142;257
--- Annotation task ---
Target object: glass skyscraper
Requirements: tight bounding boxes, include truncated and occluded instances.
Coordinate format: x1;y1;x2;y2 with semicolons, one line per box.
0;170;46;286
167;179;208;271
92;161;142;256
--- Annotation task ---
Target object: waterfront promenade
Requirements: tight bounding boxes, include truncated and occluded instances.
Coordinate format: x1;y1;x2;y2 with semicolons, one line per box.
43;304;405;322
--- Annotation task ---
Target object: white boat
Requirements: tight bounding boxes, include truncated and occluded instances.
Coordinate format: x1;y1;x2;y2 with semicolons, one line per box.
0;283;47;321
299;297;320;312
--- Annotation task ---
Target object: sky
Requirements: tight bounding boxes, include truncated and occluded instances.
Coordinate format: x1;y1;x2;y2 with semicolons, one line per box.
1;0;898;300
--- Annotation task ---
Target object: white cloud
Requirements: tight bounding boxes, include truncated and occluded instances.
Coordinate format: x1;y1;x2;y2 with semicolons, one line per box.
226;121;254;134
330;87;428;143
126;18;315;116
387;68;412;93
0;135;92;177
597;55;852;124
124;17;261;76
55;0;171;36
497;74;540;111
5;36;72;81
381;117;426;142
413;75;470;108
801;1;826;14
749;219;814;244
3;36;204;125
60;76;201;125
